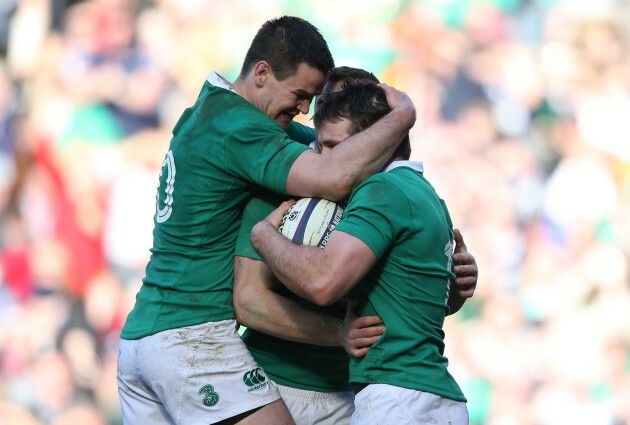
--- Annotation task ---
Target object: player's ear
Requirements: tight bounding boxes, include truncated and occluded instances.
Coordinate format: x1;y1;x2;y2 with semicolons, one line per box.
253;61;270;88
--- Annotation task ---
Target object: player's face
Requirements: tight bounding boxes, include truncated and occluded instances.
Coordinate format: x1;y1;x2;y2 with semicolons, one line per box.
260;63;326;129
316;118;351;153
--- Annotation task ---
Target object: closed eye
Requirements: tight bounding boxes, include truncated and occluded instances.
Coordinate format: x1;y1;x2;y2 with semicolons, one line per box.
318;140;338;152
293;90;315;103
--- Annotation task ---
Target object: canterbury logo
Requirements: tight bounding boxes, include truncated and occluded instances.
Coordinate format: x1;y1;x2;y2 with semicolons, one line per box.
243;367;267;386
243;368;269;392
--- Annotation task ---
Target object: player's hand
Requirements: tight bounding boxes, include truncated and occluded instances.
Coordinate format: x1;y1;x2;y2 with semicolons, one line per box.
452;228;477;299
379;83;416;128
339;299;385;358
263;199;296;229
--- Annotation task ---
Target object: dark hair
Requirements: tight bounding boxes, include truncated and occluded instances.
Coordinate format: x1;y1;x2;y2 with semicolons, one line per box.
324;66;379;93
316;66;380;110
240;16;334;81
314;83;411;160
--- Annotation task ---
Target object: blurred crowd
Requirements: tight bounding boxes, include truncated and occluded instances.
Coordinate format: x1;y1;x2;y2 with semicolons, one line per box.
0;0;628;424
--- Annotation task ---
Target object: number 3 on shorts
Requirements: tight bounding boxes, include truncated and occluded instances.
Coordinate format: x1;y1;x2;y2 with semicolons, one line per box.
156;150;176;223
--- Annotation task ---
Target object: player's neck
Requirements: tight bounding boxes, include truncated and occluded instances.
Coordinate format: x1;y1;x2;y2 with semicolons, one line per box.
231;77;246;99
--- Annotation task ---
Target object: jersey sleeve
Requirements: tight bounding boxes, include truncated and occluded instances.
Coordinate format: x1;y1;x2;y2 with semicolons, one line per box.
285;121;316;145
333;177;409;260
225;122;309;195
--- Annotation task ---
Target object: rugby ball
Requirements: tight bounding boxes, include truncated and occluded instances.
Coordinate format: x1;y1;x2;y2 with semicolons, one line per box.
278;198;344;248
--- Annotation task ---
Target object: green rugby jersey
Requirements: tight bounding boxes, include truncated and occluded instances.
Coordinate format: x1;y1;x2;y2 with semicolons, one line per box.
235;184;351;392
334;162;467;402
121;79;310;339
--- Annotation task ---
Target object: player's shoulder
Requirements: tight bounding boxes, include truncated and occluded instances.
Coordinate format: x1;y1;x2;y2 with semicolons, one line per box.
214;110;287;147
350;171;417;210
358;171;400;191
371;165;428;190
200;84;280;130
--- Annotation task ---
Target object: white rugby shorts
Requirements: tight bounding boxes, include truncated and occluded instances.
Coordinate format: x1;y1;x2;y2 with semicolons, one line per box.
351;383;468;425
278;384;354;425
117;320;282;424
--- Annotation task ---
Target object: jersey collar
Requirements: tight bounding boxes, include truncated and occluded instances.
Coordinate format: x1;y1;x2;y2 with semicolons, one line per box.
383;160;424;173
206;71;238;94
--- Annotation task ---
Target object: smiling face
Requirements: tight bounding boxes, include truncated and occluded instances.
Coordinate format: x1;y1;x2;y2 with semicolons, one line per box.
257;62;326;129
315;117;351;153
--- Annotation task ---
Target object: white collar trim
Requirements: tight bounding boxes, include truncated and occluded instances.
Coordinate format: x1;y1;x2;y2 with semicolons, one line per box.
206;71;237;93
383;160;424;173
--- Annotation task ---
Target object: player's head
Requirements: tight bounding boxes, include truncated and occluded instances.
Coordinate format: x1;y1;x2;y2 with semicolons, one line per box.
238;16;334;129
322;66;380;96
313;66;382;153
313;83;411;160
240;16;334;81
315;66;380;113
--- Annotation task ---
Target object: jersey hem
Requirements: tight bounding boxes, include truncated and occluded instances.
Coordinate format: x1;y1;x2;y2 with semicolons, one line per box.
349;375;467;402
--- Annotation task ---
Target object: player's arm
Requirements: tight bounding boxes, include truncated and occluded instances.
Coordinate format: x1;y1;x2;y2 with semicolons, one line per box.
233;255;343;346
251;200;377;306
447;228;478;315
285;84;415;201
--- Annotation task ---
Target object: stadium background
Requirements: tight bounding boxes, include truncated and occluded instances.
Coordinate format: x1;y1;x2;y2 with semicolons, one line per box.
0;0;629;423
